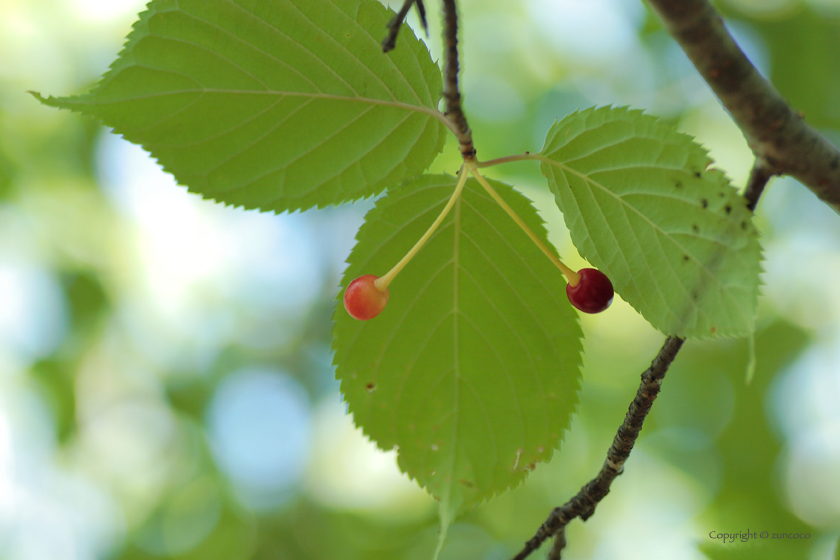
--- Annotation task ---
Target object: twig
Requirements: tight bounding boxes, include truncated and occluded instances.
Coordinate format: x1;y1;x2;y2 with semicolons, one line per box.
547;529;566;560
415;0;428;36
645;0;840;214
511;336;685;560
382;0;427;52
441;0;475;158
743;158;775;212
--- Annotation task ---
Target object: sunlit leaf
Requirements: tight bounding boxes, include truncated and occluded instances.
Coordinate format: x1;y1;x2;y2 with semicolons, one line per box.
332;174;582;518
539;106;762;338
34;0;447;212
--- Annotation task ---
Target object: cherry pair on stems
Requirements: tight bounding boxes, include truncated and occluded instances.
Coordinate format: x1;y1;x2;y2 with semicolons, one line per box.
344;162;614;321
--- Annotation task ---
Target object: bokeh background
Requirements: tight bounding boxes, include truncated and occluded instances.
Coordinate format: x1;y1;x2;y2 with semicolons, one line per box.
1;0;840;558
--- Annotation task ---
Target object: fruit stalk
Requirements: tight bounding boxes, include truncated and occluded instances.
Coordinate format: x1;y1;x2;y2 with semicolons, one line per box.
467;163;581;286
374;163;469;292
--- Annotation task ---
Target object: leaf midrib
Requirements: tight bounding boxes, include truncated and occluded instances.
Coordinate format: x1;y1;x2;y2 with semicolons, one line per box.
63;87;454;135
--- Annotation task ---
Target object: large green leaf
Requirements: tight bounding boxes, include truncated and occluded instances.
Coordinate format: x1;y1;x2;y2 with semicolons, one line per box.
539;106;761;339
34;0;447;212
332;174;583;519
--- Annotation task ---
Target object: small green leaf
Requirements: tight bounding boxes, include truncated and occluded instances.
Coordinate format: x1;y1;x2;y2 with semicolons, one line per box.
539;106;761;339
332;174;582;516
34;0;447;212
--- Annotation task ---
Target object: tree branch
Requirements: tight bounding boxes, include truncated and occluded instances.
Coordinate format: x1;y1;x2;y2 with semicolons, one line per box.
645;0;840;214
382;0;427;52
441;0;475;158
743;158;775;212
510;336;685;560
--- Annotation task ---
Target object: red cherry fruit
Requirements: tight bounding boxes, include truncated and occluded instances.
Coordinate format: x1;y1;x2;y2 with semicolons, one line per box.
566;268;614;314
344;274;389;320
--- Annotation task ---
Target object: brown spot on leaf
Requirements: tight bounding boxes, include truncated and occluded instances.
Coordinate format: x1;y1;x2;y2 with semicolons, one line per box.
725;205;732;214
701;198;708;209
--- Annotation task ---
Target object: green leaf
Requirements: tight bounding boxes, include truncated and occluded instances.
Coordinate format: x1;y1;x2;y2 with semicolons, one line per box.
33;0;447;212
539;106;761;339
332;174;583;517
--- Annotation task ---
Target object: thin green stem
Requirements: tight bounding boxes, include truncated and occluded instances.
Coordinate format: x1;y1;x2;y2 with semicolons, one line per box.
475;153;540;168
467;163;580;286
375;164;469;291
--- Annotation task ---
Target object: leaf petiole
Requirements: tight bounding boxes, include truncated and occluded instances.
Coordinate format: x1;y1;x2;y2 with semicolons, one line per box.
375;164;470;291
474;152;540;168
467;163;580;286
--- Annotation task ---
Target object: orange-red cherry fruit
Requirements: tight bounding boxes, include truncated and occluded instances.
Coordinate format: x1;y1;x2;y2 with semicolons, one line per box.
344;275;389;320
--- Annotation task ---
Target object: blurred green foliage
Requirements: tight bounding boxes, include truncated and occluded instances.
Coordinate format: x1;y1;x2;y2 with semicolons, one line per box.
1;0;839;559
